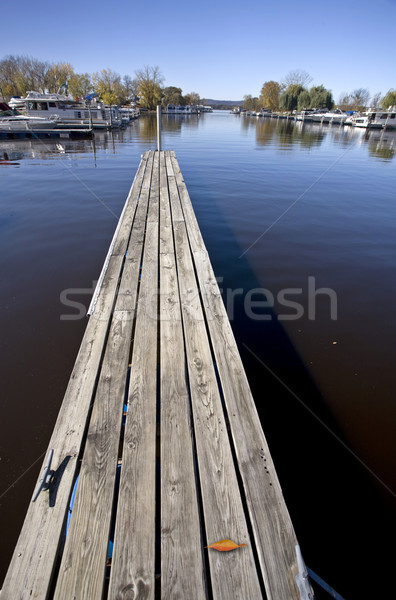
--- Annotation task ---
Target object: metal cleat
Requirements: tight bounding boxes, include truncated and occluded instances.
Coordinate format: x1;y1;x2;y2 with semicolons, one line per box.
32;450;54;502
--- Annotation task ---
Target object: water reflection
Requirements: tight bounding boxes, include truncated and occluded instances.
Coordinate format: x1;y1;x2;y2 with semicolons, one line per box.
239;114;396;160
137;113;202;142
0;127;136;161
1;114;395;163
364;129;396;160
1;110;395;598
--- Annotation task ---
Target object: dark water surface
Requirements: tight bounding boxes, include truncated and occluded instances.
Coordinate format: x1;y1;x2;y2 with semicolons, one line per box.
1;112;395;598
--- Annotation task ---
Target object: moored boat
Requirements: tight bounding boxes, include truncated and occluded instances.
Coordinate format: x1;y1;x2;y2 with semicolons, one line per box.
197;105;213;113
21;90;123;129
308;108;348;124
118;106;140;124
256;108;272;117
349;106;396;129
8;96;26;110
0;102;57;132
163;104;198;114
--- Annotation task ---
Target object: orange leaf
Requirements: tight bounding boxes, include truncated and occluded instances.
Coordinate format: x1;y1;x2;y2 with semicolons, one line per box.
206;539;247;552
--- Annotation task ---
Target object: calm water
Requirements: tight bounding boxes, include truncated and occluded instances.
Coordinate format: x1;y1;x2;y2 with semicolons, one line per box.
1;113;395;598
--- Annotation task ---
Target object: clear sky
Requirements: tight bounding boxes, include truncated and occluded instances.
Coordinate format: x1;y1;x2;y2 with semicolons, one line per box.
2;0;395;102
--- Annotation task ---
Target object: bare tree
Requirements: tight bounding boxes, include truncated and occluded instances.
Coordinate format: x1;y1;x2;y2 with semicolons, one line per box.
0;56;20;97
371;92;382;109
283;69;313;89
123;75;138;100
0;55;51;96
337;92;352;111
350;88;370;111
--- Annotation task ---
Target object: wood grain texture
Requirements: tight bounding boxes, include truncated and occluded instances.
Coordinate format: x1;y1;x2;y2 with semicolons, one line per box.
1;154;148;600
111;151;149;257
159;156;207;599
172;154;304;599
53;309;134;600
108;159;159;600
53;157;155;600
89;153;148;315
3;151;308;600
172;216;262;600
1;253;124;600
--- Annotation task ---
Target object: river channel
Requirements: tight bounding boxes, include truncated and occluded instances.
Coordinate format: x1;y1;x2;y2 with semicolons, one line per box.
1;112;395;598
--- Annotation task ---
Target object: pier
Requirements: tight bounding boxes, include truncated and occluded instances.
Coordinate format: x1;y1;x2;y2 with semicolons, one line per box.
0;129;94;140
2;150;312;599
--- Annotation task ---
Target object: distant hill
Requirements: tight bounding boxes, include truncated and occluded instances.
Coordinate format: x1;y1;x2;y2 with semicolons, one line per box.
205;99;242;109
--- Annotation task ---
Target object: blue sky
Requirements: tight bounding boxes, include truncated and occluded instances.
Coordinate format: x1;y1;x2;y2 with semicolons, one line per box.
2;0;395;102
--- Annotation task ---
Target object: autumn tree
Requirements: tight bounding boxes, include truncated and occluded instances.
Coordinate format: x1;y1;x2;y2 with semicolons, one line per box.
22;56;51;92
92;69;125;105
162;86;184;106
0;56;21;97
135;65;163;110
259;81;280;111
46;62;75;93
381;89;396;108
243;94;260;111
184;91;200;105
67;73;92;99
0;55;52;96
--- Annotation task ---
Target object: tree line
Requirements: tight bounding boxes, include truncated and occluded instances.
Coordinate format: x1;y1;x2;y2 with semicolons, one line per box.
0;56;203;110
2;59;395;114
243;69;396;113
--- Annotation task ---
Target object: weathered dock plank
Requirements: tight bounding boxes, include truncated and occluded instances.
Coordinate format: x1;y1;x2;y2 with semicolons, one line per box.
173;218;263;599
108;153;159;600
159;152;207;599
2;150;312;600
170;152;306;599
52;155;155;600
1;153;150;600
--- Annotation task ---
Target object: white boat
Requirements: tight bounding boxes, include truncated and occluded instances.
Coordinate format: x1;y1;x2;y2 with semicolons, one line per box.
256;108;272;117
196;105;213;113
22;90;123;129
0;103;57;132
350;106;396;130
163;104;198;114
118;106;140;124
8;96;26;110
308;108;348;124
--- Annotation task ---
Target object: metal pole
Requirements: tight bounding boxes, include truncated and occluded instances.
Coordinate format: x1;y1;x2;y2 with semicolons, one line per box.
88;103;93;130
157;104;162;151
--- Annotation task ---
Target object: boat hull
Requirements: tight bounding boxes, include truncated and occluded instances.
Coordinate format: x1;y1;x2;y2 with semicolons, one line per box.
0;117;57;132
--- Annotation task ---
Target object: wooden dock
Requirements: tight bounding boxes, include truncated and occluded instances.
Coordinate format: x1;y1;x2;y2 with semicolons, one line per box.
0;129;94;140
2;151;312;600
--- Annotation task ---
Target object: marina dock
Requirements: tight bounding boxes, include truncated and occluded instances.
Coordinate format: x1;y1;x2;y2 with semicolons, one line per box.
2;150;312;599
0;129;94;140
